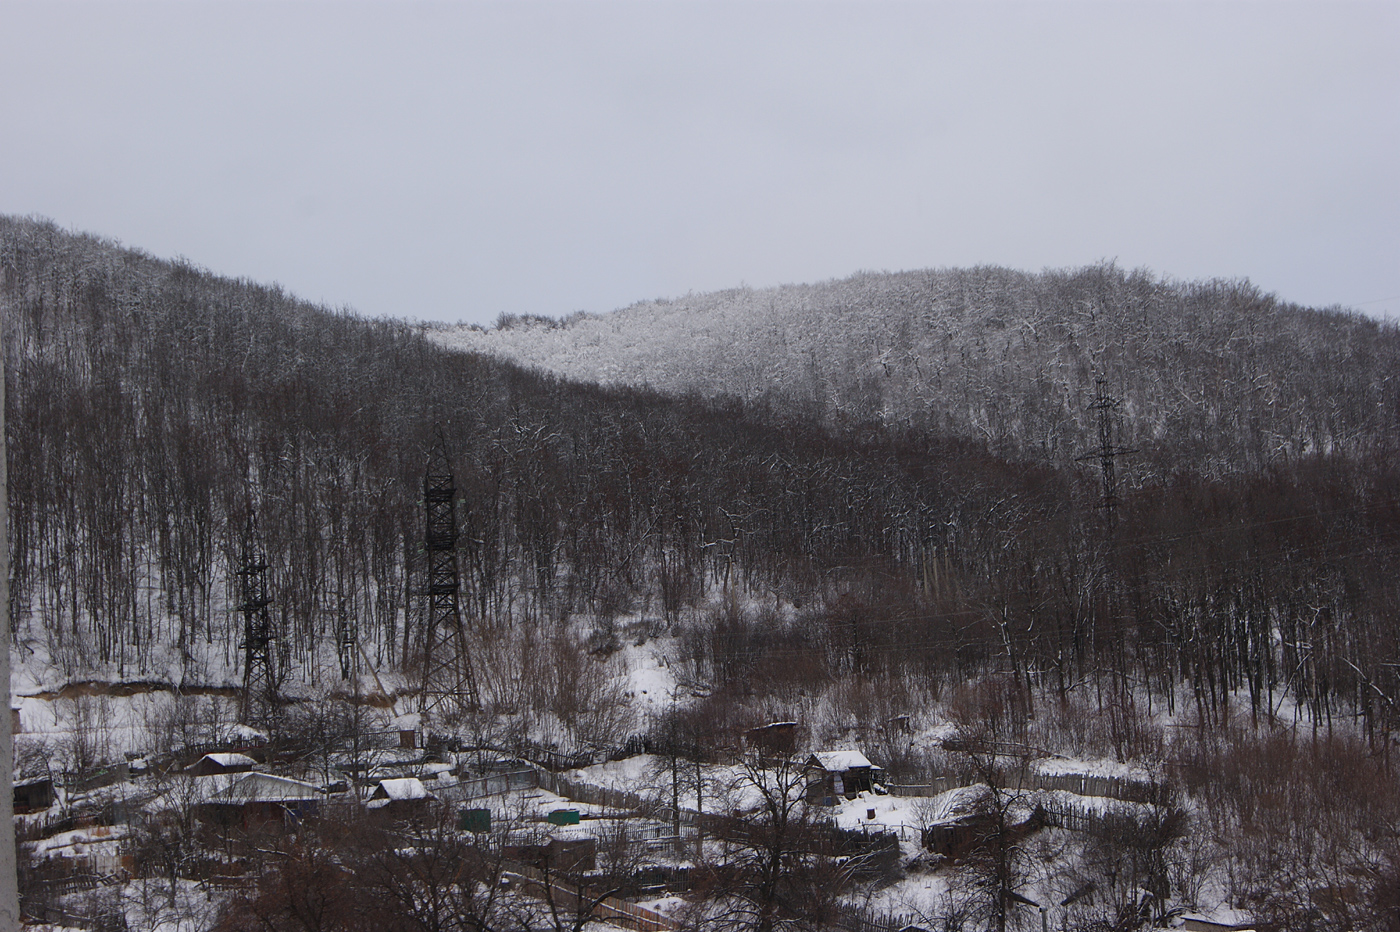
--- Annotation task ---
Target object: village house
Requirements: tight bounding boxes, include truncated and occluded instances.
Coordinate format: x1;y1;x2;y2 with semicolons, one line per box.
368;776;436;818
804;750;884;805
188;752;257;777
743;721;799;758
196;772;323;830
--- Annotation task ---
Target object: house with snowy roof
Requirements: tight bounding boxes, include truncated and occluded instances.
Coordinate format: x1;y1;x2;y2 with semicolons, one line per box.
195;772;323;829
368;777;436;818
14;776;54;814
188;752;257;777
743;721;799;758
804;750;884;804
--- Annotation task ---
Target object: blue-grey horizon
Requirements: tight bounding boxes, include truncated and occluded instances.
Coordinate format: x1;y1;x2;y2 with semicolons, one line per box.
2;1;1396;325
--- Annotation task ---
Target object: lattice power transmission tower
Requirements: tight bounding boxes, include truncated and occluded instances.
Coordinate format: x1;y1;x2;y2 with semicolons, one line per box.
237;519;280;728
1078;377;1136;532
334;586;357;681
419;434;480;720
332;542;359;682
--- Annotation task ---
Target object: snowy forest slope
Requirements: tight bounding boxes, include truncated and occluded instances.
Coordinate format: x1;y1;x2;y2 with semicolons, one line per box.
4;215;1400;748
0;216;1046;698
430;266;1400;478
8;218;1400;932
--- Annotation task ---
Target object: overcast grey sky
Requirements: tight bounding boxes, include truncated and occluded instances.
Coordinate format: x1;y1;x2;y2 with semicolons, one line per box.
2;1;1396;325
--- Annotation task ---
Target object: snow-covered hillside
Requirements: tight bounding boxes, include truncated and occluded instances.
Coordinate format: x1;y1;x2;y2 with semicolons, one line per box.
429;264;1400;475
10;217;1400;932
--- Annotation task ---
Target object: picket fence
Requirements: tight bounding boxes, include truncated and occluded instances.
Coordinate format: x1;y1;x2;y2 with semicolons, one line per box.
831;902;925;932
1038;795;1178;835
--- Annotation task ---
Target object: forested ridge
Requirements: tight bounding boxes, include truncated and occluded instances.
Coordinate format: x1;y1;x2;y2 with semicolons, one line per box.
432;264;1400;478
4;214;1400;736
2;216;1063;694
8;216;1400;929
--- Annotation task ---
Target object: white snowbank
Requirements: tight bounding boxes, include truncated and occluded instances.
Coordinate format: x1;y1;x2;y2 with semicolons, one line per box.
1032;755;1158;783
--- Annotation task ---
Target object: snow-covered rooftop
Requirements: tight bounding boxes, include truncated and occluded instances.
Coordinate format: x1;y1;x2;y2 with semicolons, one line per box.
374;777;433;801
810;750;875;772
205;772;323;803
194;752;256;770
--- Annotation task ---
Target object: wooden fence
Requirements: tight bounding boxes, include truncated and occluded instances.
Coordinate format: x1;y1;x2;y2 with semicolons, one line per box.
60;762;131;793
831;902;925;932
884;775;969;798
889;767;1166;805
31;871;123;896
1038;795;1183;836
514;740;597;773
847;822;919;843
593;893;680;932
455;769;540;801
536;771;676;819
1034;770;1167;804
628;864;695;895
20;899;127;932
16;801;137;842
509;862;679;932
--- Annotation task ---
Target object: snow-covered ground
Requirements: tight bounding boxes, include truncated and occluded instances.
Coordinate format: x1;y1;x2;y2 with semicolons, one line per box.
9;605;1242;932
1031;755;1159;783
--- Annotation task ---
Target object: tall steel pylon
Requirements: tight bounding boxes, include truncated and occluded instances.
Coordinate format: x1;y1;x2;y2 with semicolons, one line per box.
332;536;358;681
1077;377;1136;532
334;585;357;681
237;518;279;728
419;433;479;719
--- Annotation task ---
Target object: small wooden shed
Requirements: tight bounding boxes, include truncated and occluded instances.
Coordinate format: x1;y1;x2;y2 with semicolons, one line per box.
14;777;55;814
188;752;257;777
743;721;799;758
922;812;998;861
804;750;883;805
368;777;436;818
504;837;597;874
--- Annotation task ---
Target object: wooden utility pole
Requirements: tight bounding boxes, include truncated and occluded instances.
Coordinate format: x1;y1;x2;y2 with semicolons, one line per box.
2;315;21;927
